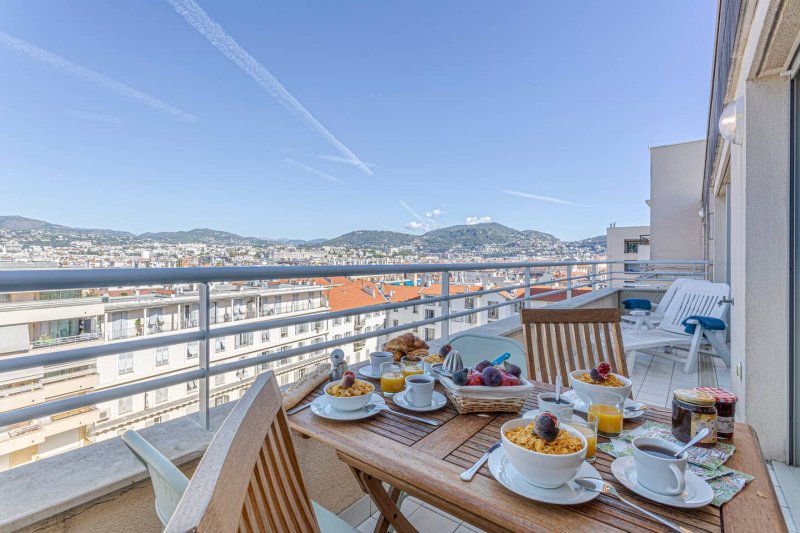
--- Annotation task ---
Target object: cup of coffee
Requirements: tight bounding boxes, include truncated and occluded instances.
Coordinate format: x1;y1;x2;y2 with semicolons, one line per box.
370;351;394;376
631;437;687;496
537;392;574;422
405;374;435;408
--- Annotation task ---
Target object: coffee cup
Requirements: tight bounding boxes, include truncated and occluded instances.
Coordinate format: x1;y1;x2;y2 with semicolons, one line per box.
405;374;435;408
631;437;687;496
370;351;394;376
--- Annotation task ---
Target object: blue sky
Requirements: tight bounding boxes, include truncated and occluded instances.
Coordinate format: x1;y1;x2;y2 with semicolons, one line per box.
0;1;716;241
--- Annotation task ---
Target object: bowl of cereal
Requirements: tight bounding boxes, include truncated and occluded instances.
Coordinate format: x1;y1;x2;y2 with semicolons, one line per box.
500;416;587;488
324;374;375;412
569;363;632;407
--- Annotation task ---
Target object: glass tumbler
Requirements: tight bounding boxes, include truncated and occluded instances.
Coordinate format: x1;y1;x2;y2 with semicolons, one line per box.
566;412;599;462
400;355;424;378
587;390;625;437
380;362;405;397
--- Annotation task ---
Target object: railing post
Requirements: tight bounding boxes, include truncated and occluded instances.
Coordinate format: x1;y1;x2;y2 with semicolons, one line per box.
523;267;531;310
441;271;450;343
591;264;597;293
566;265;573;299
198;282;211;430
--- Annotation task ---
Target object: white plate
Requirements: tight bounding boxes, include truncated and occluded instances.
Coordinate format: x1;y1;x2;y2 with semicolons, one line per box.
357;366;381;380
611;456;714;508
310;393;385;421
487;447;602;505
392;390;447;412
563;390;645;420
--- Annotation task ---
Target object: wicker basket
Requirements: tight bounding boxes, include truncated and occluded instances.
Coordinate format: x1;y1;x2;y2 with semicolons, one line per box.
439;375;534;414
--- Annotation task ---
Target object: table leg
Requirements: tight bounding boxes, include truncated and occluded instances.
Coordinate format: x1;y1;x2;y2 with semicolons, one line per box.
353;468;416;533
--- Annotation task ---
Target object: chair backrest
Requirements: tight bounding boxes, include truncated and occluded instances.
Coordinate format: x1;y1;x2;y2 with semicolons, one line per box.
448;333;528;376
659;282;730;335
165;372;320;533
520;308;628;387
652;278;705;318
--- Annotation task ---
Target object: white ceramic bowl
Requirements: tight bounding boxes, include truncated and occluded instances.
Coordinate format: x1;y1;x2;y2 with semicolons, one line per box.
324;381;374;412
568;369;632;406
500;418;587;488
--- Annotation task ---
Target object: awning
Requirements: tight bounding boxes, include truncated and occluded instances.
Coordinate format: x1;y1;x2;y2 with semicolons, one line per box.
0;324;29;355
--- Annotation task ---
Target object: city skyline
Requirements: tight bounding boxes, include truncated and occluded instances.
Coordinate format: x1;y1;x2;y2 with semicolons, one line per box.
0;1;715;240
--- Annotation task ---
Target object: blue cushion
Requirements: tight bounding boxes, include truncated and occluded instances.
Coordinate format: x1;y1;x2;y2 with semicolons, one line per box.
621;298;652;311
682;316;726;334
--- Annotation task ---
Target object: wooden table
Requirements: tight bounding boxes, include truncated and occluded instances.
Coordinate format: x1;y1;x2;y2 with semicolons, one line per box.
288;364;785;532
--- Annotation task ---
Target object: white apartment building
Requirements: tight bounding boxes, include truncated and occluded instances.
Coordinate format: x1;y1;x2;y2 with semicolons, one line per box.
323;279;388;364
605;225;651;287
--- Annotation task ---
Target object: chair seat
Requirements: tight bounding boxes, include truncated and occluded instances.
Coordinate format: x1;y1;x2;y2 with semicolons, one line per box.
312;501;359;533
623;329;693;351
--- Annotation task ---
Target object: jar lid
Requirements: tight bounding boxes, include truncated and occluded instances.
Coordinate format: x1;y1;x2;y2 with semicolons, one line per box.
673;388;716;406
696;387;738;404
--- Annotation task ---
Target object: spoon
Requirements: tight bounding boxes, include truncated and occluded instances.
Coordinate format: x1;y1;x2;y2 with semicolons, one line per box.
673;428;710;457
555;374;562;404
624;402;647;412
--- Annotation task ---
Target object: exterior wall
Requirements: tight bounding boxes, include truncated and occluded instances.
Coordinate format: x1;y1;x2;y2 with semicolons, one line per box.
606;225;651;286
650;140;705;261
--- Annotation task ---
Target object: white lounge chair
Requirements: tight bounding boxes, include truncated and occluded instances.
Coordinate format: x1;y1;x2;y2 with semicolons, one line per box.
621;278;705;330
623;281;731;373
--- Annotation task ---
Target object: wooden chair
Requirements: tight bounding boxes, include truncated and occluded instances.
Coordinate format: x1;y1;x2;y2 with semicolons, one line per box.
520;308;629;388
123;371;356;532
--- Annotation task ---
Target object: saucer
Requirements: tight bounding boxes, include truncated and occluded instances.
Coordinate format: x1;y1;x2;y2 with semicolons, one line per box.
611;456;714;508
357;366;382;380
487;447;601;505
563;390;645;419
310;393;385;421
392;390;447;412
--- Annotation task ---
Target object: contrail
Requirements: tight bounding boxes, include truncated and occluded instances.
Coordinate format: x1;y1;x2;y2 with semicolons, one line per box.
66;110;123;125
319;154;375;169
166;0;373;176
501;189;589;208
0;32;199;122
285;158;343;184
399;200;426;223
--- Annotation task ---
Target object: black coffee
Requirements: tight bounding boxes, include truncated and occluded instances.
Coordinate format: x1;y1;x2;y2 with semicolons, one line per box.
637;445;676;459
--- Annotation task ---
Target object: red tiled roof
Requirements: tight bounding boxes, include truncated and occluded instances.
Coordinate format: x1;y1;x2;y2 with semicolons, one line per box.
328;280;387;311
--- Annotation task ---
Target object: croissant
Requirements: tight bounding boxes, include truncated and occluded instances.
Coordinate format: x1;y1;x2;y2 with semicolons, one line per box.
407;348;429;358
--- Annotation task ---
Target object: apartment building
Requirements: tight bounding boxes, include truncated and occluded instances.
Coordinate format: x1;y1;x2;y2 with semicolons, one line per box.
324;279;388;363
605;225;651;287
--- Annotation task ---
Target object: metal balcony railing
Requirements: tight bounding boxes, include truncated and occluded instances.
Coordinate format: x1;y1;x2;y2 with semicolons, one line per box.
0;260;707;432
31;332;101;349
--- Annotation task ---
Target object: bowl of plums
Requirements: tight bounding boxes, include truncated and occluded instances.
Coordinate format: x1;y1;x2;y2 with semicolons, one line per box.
501;413;587;488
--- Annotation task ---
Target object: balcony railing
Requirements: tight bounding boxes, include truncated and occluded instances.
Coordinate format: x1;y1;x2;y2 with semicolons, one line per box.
30;332;102;350
0;260;707;433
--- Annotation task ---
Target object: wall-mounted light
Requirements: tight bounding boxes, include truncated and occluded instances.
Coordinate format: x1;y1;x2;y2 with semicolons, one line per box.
719;97;743;145
698;207;705;219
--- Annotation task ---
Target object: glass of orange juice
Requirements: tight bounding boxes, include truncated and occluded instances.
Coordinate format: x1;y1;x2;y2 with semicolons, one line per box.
587;391;625;437
566;413;598;462
380;362;405;397
400;356;424;378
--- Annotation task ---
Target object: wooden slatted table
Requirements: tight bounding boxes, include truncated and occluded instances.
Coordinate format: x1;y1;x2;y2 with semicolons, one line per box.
288;364;785;532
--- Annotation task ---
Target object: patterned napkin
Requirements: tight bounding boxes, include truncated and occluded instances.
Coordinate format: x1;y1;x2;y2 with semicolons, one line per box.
596;421;753;506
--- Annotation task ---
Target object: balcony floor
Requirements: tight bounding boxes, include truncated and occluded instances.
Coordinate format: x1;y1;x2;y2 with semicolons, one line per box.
629;351;732;408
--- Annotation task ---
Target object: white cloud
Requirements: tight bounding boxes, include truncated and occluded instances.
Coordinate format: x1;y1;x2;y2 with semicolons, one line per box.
501;189;588;207
167;0;372;176
0;32;198;122
465;216;492;225
425;208;444;218
65;110;123;125
285;158;343;184
405;221;432;231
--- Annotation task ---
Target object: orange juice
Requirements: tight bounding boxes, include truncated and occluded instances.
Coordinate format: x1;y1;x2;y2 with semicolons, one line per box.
381;371;406;394
570;424;597;459
402;367;424;378
589;404;623;435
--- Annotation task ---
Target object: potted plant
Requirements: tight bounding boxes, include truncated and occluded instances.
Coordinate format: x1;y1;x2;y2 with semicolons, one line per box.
134;318;143;336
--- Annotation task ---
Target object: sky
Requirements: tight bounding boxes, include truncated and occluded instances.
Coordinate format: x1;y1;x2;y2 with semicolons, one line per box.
0;1;716;241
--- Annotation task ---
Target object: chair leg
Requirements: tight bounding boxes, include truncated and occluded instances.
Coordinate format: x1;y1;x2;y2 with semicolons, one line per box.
626;349;636;372
683;329;704;374
704;331;731;367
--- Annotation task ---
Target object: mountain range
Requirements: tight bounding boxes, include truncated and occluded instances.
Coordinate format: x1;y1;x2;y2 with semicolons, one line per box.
0;216;605;255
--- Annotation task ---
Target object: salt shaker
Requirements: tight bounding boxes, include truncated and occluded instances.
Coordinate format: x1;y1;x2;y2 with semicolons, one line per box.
329;348;349;382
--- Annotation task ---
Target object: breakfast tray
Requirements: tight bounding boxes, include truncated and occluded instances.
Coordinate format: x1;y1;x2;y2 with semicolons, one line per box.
438;375;535;414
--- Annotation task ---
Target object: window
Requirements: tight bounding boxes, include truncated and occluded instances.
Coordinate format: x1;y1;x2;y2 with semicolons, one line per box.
118;352;134;375
488;301;499;320
261;330;270;342
258;360;273;372
118;397;132;414
214;394;230;407
393;319;399;327
155;346;169;366
466;314;477;325
314;320;324;330
425;309;435;319
624;239;640;254
215;338;226;353
465;297;475;309
295;323;309;334
334;317;342;326
280;326;288;338
235;332;253;348
215;374;225;386
424;328;435;341
187;341;199;359
345;315;352;323
280;345;291;352
412;305;419;314
364;326;371;333
345;332;351;337
186;380;198;393
334;334;342;340
155;387;168;403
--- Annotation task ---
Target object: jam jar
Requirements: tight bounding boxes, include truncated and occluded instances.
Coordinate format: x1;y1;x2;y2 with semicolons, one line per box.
696;387;737;440
672;389;717;446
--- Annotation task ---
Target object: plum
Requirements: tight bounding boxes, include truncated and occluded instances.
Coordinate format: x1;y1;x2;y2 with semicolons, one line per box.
499;372;520;386
451;368;469;386
481;366;502;387
474;360;493;373
439;344;453;357
503;361;522;378
589;368;605;382
534;412;559;442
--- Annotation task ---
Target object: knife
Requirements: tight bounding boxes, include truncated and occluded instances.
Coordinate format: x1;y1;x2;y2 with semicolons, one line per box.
460;442;500;481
